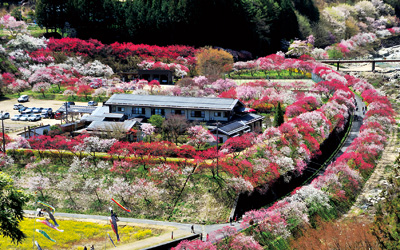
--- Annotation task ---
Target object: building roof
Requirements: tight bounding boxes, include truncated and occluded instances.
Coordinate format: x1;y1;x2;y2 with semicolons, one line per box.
80;114;105;122
86;120;137;132
105;94;243;111
18;125;51;139
217;121;250;136
104;113;124;119
209;113;263;136
236;113;264;124
91;106;109;116
57;105;98;114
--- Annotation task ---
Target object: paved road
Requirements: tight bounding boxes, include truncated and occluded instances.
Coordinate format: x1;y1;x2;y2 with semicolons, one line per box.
332;94;365;160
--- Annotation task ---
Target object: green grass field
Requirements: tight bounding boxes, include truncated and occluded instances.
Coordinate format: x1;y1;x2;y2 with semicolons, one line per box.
0;217;161;250
228;69;311;79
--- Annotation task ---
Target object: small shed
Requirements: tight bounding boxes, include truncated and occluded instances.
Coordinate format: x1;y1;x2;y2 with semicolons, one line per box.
138;70;174;85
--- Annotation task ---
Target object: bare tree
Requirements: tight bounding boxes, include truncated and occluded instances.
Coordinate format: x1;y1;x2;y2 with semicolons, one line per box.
104;123;127;140
162;115;190;144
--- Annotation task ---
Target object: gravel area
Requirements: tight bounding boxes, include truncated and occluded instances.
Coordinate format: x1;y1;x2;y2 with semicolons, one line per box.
0;97;88;137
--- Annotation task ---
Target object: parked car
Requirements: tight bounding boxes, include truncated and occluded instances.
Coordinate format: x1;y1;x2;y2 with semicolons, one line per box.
17;95;29;103
41;108;53;114
23;107;35;114
40;113;50;119
33;107;43;113
28;114;42;122
21;108;34;114
54;112;63;120
19;114;33;121
0;112;10;120
11;114;23;121
88;101;98;106
13;104;24;110
18;107;28;113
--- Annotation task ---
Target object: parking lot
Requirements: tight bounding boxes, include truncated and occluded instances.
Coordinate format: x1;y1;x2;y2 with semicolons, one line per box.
0;97;88;137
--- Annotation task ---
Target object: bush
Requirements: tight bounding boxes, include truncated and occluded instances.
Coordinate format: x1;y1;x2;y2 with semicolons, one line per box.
327;46;344;59
196;47;233;76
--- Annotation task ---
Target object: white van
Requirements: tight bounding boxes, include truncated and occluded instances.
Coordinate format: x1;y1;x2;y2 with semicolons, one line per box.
17;95;29;103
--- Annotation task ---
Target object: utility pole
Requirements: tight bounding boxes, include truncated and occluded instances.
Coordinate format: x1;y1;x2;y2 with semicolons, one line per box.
215;122;220;176
65;102;68;123
1;112;5;153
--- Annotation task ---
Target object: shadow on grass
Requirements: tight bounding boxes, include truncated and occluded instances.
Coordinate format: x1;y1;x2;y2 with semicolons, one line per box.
0;96;12;101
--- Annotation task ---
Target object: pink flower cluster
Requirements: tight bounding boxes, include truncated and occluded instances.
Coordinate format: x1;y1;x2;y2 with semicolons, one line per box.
326;32;378;58
0;15;27;36
285;96;321;118
137;60;190;77
239;62;395;247
233;54;315;75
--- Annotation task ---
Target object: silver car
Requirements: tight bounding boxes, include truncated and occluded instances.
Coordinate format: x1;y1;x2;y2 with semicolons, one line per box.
22;107;35;114
11;114;23;121
19;114;33;121
0;112;10;120
28;114;42;121
33;107;43;113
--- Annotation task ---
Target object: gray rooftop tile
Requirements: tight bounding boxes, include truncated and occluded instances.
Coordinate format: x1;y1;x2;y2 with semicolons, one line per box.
105;94;242;110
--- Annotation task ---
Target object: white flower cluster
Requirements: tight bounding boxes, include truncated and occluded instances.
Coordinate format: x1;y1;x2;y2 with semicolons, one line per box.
6;34;47;52
226;177;254;193
290;185;332;211
376;29;392;38
0;45;6;56
8;49;31;67
76;60;114;77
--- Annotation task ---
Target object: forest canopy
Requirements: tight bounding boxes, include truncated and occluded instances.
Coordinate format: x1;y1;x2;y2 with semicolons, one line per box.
34;0;320;56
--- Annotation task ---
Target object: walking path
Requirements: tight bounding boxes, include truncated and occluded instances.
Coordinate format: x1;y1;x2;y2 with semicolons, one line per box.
331;94;365;160
23;93;367;249
343;127;399;221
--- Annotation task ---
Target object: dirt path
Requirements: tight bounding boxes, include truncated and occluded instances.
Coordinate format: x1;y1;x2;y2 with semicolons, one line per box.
343;127;399;221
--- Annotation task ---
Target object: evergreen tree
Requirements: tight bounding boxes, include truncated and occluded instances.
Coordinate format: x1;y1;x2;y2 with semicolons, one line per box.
36;0;68;32
292;0;319;22
0;172;29;244
274;102;284;127
35;0;318;55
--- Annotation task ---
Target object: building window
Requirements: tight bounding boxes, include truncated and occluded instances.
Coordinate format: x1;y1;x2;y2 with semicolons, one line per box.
172;109;185;115
214;112;221;117
133;107;145;114
111;106;116;112
117;107;125;112
152;108;165;116
224;112;229;117
191;110;205;118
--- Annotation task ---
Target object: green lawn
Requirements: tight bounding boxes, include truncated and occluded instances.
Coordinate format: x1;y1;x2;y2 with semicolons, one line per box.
0;218;161;250
228;69;311;79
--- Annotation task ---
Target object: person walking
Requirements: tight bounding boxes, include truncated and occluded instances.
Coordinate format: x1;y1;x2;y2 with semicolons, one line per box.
83;247;87;250
90;245;94;250
191;225;195;233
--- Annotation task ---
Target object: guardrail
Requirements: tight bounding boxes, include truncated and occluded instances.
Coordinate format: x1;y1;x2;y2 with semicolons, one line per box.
317;58;400;72
141;233;202;250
